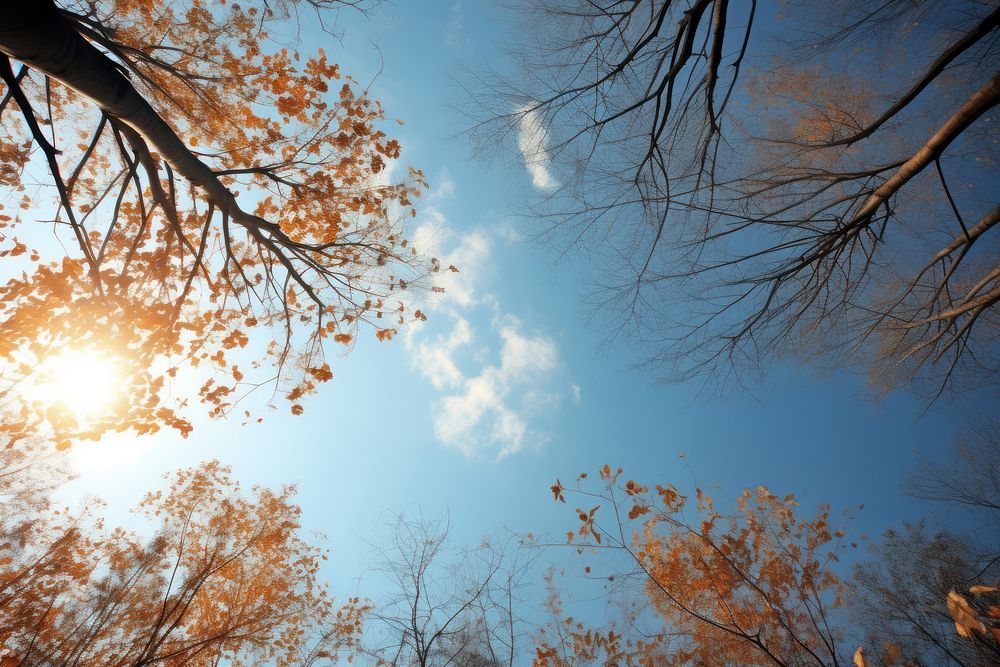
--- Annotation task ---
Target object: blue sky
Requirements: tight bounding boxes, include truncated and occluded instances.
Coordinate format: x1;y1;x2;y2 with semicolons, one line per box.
51;0;990;640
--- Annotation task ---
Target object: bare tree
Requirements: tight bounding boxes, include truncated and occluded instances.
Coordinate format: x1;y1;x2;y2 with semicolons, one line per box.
843;424;1000;666
468;0;1000;397
0;429;85;659
851;522;1000;667
906;421;1000;522
361;513;535;666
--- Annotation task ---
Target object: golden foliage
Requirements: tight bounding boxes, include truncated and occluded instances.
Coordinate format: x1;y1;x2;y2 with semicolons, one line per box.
0;448;366;664
0;0;434;446
536;466;850;665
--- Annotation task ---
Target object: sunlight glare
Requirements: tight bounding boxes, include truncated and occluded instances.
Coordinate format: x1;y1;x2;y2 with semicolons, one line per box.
33;349;124;421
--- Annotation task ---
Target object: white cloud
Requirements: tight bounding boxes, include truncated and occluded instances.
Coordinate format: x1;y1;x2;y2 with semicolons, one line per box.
517;106;559;191
68;431;148;474
430;318;558;461
496;219;524;244
404;199;569;461
410;318;472;390
426;171;455;202
412;208;490;309
445;3;470;50
571;383;582;405
499;320;557;380
411;208;450;258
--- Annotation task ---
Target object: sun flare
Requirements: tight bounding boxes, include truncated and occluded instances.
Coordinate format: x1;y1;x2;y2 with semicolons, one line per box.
30;349;124;421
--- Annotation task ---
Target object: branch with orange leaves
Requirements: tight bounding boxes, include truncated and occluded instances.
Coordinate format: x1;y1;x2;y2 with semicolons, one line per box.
0;0;434;444
542;464;852;666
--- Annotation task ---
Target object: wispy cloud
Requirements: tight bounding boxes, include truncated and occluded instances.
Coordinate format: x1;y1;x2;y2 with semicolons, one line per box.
517;106;559;191
432;318;559;461
445;3;471;50
426;171;455;202
496;218;524;244
410;318;472;390
405;180;568;461
412;209;490;309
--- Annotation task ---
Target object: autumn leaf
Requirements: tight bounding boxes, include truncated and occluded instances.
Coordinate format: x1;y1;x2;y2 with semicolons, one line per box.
969;585;1000;594
947;590;987;638
0;0;429;445
0;455;366;663
542;465;850;665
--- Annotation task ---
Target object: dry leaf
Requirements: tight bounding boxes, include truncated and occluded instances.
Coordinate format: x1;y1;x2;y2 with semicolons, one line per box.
882;641;901;664
969;585;999;594
947;590;986;638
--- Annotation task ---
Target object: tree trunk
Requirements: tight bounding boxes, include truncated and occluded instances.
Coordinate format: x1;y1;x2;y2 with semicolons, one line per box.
0;0;260;228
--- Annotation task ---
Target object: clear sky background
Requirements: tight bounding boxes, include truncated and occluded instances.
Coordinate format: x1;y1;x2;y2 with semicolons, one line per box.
53;0;990;639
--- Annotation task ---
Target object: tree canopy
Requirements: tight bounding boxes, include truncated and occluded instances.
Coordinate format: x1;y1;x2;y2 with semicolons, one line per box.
0;0;431;448
0;445;367;665
2;2;998;666
473;0;1000;397
538;449;1000;666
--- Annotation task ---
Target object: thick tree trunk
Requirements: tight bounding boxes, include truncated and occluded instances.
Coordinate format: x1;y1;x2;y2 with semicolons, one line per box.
0;0;267;231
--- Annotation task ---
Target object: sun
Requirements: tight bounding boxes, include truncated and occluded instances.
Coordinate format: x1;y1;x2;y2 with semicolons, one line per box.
30;348;124;421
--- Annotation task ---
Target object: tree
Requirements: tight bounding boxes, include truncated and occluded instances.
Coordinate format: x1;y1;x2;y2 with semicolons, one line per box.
361;513;533;666
537;465;850;665
0;453;367;665
471;0;1000;396
539;438;1000;666
905;420;1000;522
0;429;91;657
850;423;1000;666
0;0;432;448
851;523;1000;667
